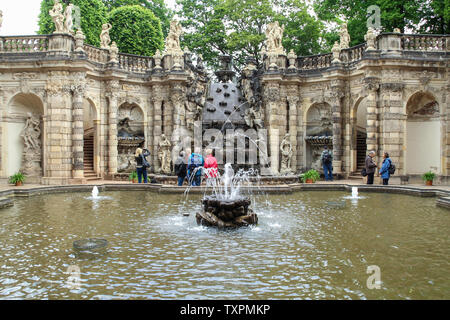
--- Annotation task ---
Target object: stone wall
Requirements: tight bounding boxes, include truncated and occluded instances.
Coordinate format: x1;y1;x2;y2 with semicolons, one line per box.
0;30;449;184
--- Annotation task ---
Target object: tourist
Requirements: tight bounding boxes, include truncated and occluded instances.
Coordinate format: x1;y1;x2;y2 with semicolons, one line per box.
365;150;377;185
174;151;188;186
204;149;218;186
135;148;150;183
320;145;333;181
379;152;392;185
188;151;204;186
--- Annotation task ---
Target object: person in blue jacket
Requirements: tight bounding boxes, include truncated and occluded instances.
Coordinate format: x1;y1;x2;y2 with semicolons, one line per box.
188;151;204;186
379;152;391;185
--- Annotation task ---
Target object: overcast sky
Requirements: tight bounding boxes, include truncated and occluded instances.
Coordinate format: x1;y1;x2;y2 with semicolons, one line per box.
0;0;178;36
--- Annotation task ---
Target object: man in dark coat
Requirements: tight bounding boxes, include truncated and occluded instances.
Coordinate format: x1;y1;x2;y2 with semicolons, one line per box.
174;151;188;186
365;150;377;185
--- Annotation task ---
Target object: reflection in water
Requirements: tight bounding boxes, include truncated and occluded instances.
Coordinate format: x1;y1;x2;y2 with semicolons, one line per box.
0;191;449;299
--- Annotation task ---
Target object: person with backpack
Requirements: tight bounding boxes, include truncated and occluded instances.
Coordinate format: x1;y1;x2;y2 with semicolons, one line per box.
188;150;204;186
379;152;393;185
174;150;188;186
320;145;333;181
135;147;150;183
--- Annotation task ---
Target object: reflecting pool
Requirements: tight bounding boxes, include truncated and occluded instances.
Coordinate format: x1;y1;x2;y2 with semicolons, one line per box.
0;190;449;299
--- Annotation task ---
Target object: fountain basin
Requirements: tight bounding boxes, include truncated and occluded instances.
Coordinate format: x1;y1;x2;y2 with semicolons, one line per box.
196;195;258;228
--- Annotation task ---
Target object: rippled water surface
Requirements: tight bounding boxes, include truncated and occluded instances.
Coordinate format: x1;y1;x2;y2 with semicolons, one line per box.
0;190;449;299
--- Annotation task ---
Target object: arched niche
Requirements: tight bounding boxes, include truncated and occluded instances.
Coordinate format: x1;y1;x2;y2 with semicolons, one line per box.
405;91;441;174
83;98;100;175
2;93;44;179
304;102;332;171
350;96;367;172
117;103;145;173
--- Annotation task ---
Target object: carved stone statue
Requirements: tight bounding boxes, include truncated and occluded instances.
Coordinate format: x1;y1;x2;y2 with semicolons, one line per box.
365;27;376;51
100;23;112;49
340;22;350;49
164;20;183;54
244;107;263;130
64;4;74;34
20;113;42;177
265;21;285;54
332;41;341;63
280;133;293;175
158;134;172;174
49;0;65;33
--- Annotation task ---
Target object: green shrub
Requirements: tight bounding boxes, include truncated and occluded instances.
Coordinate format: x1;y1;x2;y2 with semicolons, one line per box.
128;171;138;181
300;169;320;183
108;5;164;56
422;171;435;181
8;172;26;185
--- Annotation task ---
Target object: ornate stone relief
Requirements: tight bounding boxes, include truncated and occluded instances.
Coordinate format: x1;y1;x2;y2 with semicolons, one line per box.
280;133;293;175
158;134;172;174
20;113;42;178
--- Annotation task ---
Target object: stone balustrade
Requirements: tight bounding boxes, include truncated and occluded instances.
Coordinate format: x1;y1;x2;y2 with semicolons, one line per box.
340;43;366;64
83;44;108;64
297;52;332;70
401;34;448;51
0;33;448;73
118;52;153;73
0;35;49;53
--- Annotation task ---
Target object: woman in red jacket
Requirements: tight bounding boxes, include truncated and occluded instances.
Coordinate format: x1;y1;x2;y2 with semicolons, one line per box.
204;149;218;182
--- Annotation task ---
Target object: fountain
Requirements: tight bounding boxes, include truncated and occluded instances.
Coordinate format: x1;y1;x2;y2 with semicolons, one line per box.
195;163;258;228
92;186;99;199
352;187;358;199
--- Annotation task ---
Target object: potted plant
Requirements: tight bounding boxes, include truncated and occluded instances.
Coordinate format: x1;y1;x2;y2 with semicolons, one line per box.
128;171;138;183
300;169;321;183
422;171;435;186
9;172;26;186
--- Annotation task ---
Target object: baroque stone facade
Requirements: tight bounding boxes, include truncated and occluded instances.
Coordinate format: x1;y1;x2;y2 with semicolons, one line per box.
0;20;449;184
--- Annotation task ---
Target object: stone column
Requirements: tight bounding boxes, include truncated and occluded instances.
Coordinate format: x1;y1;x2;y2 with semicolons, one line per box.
364;78;380;154
152;86;164;172
287;93;300;172
107;80;119;175
71;82;86;178
265;82;281;175
380;82;405;174
329;83;345;173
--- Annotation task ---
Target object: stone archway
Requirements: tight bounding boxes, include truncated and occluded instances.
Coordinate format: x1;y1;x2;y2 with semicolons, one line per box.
351;97;368;173
1;93;44;181
405;91;441;175
83;98;99;178
117;103;145;173
304;102;332;171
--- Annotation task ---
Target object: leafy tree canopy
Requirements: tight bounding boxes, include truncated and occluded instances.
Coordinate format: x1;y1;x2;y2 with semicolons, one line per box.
108;5;164;56
38;0;108;47
177;0;325;70
314;0;449;47
102;0;173;37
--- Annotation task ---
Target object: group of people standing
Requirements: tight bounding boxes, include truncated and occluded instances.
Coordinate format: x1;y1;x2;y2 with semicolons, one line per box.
134;146;219;186
365;151;393;185
175;149;218;186
319;146;393;185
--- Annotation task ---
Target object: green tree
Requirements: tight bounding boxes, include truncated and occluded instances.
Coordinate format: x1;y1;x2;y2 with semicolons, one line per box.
38;0;108;47
418;0;450;34
108;5;164;56
177;0;324;69
313;0;446;47
102;0;173;37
